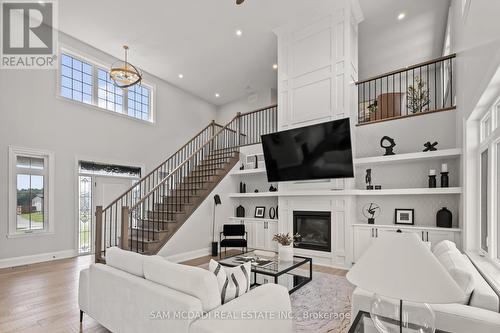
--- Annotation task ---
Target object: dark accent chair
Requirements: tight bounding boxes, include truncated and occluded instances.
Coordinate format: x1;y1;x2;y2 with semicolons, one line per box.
220;224;247;258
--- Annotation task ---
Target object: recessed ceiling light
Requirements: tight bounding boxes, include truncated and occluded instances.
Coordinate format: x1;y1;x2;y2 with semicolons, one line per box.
215;93;220;98
178;74;183;79
272;64;278;70
398;12;406;20
236;29;243;37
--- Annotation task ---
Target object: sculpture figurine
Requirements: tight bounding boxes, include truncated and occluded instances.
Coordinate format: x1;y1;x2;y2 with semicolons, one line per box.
423;141;438;152
380;136;396;156
365;169;373;190
269;207;276;219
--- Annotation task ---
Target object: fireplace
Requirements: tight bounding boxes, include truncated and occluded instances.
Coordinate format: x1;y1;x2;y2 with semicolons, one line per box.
293;211;331;252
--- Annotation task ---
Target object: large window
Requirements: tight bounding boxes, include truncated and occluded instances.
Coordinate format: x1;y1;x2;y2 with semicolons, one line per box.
9;147;54;237
479;97;500;261
60;54;93;104
59;51;153;122
127;84;150;121
97;68;123;112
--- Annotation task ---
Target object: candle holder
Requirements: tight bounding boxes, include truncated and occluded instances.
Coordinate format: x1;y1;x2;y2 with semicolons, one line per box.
441;172;449;188
428;169;437;188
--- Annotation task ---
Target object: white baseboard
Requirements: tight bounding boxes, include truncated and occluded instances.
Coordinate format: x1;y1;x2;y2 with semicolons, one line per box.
0;249;77;269
164;247;211;263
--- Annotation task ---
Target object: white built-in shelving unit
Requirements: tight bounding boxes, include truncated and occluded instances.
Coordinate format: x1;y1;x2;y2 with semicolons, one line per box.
228;187;461;198
354;148;462;166
230;168;267;176
228;217;278;222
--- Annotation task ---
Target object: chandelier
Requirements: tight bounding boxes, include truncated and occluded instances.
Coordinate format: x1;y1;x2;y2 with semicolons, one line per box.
109;45;142;88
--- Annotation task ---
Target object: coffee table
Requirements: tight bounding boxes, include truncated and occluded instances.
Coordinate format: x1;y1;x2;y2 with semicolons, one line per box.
348;311;450;333
218;250;312;294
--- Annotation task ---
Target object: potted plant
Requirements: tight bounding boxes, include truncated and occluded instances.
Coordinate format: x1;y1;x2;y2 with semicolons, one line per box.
407;76;430;113
272;233;300;261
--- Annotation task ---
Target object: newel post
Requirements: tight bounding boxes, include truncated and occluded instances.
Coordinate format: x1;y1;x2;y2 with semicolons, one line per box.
236;112;242;146
210;119;216;152
121;206;129;250
95;206;103;263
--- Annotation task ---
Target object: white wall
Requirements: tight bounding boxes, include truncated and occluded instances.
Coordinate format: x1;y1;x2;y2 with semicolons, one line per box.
356;110;457;157
215;88;276;125
358;0;450;80
0;32;216;264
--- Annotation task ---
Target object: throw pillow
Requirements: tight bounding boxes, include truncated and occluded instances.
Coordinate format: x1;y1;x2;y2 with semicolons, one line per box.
432;240;458;257
209;259;251;304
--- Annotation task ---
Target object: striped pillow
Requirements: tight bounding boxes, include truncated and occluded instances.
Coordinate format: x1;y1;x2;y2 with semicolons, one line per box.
209;259;251;304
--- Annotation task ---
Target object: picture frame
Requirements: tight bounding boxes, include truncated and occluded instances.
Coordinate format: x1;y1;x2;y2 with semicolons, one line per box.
395;209;414;225
254;206;266;218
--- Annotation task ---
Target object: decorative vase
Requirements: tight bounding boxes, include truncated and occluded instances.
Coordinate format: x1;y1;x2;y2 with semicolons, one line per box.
436;207;452;228
278;244;294;261
236;205;245;218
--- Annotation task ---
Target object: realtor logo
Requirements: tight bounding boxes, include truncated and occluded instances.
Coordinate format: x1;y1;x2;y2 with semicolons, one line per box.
1;0;58;69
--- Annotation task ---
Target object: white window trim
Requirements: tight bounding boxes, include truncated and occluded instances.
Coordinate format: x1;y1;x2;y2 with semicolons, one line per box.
480;112;491;143
477;97;500;263
56;46;156;125
8;146;55;238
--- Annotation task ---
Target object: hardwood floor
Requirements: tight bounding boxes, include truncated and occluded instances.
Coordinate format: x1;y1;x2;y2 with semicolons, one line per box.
0;252;347;333
0;255;108;333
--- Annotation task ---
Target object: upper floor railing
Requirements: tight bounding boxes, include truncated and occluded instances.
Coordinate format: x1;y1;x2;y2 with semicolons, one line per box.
356;54;456;125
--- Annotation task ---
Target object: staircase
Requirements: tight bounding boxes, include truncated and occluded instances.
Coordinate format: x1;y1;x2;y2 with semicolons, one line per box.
95;105;277;262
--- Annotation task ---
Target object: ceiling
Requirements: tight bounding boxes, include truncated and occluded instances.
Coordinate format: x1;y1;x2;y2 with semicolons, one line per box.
59;0;343;106
358;0;451;80
59;0;450;106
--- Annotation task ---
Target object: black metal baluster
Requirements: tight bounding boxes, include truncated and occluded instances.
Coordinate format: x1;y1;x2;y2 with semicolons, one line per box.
450;58;453;108
435;62;437;110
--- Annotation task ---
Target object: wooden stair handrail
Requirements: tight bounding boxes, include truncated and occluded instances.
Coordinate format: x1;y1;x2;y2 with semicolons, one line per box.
356;54;456;85
130;114;240;211
103;121;215;211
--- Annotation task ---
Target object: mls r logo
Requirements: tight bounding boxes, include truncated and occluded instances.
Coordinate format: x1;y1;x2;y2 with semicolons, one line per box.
2;1;53;54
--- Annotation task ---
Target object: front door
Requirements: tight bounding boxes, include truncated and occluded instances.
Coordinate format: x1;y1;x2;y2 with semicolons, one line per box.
78;175;134;254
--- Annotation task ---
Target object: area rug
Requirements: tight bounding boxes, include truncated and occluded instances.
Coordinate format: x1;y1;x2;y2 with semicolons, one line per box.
290;271;354;333
198;263;354;333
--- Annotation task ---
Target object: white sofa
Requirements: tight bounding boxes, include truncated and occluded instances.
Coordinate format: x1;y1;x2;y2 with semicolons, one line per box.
79;247;293;333
351;241;500;333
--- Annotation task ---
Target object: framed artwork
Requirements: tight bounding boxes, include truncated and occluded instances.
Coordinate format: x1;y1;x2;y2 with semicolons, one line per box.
254;206;266;218
395;209;414;225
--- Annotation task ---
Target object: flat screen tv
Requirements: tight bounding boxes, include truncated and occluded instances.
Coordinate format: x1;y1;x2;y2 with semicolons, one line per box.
261;118;354;182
